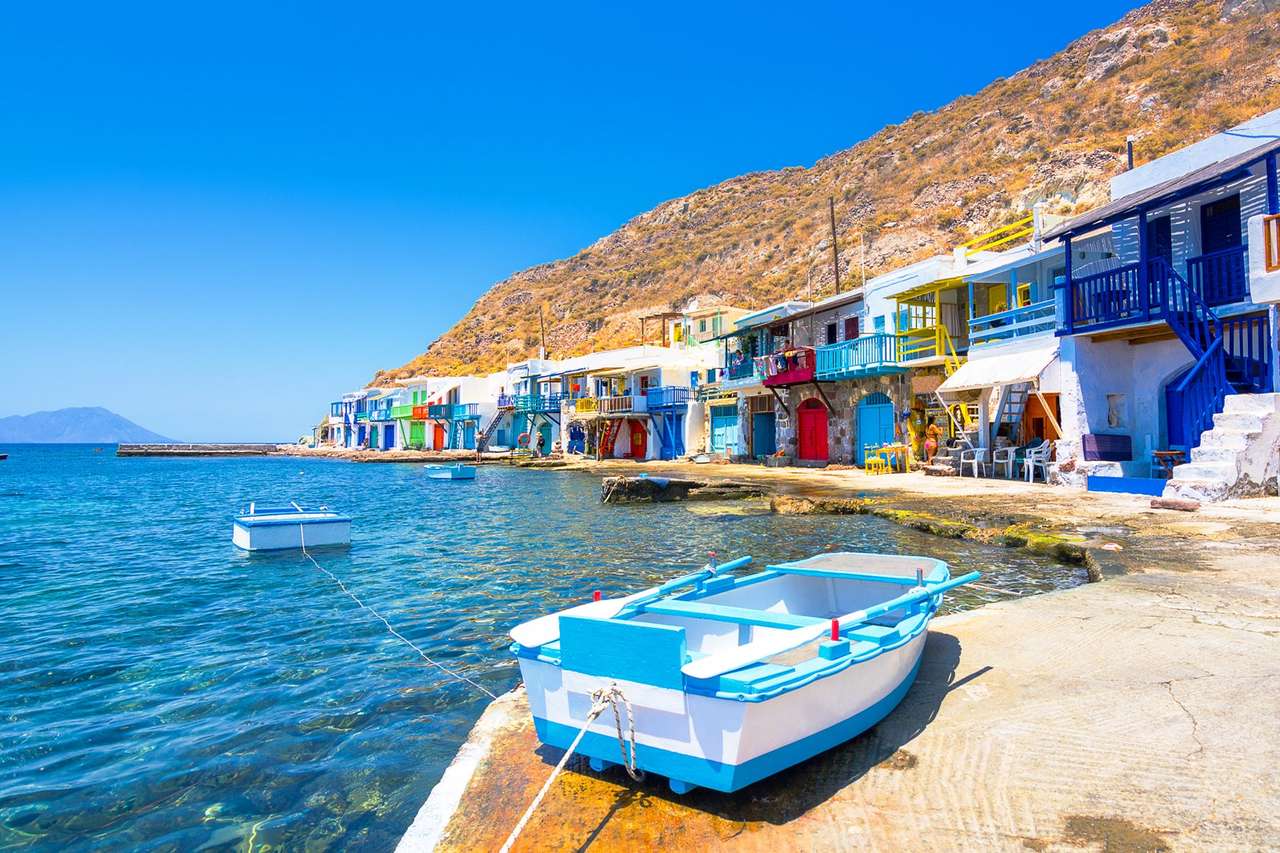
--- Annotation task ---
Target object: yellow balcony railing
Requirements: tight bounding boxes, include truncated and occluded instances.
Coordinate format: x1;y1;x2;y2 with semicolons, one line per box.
575;398;598;414
960;214;1034;258
898;324;964;375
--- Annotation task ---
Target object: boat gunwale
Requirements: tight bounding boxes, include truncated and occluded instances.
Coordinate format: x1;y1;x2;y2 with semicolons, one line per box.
511;552;958;702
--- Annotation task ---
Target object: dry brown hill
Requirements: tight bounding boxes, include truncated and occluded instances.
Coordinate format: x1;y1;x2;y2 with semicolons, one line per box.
377;0;1280;384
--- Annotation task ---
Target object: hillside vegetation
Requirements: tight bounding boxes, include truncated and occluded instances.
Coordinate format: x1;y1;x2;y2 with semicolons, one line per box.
378;0;1280;383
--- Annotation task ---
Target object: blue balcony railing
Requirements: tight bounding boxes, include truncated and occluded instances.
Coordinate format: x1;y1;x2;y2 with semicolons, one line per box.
814;333;902;380
723;357;760;383
1063;248;1251;336
450;403;480;419
645;386;692;408
969;299;1056;347
1186;245;1248;307
515;393;561;413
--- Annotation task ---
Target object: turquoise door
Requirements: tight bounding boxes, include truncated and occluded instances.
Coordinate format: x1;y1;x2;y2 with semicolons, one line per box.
709;405;737;453
856;393;896;466
751;412;777;457
463;422;476;450
538;422;553;452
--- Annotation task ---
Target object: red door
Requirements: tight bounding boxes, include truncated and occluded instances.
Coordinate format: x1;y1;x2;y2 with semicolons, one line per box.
797;399;829;461
433;423;446;449
628;420;648;459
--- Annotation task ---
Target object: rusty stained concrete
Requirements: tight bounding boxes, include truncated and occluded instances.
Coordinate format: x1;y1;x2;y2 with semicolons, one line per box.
398;485;1280;852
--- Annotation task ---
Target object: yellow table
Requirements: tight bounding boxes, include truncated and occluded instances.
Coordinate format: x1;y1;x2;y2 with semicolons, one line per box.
870;443;912;473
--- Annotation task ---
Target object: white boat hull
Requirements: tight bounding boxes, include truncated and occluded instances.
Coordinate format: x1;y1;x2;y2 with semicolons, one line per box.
518;629;925;792
232;517;351;551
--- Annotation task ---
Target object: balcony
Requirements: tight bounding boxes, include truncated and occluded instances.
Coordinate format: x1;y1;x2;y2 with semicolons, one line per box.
497;393;516;409
368;408;394;422
573;397;599;414
969;300;1056;347
721;356;762;390
390;404;414;419
355;411;369;422
815;333;903;380
411;405;430;420
756;347;816;388
645;386;692;409
599;394;647;415
1063;250;1250;336
514;393;561;413
450;403;480;419
427;403;450;419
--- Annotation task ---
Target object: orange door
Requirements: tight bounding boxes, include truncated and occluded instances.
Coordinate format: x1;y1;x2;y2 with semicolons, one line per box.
433;423;446;449
629;420;648;459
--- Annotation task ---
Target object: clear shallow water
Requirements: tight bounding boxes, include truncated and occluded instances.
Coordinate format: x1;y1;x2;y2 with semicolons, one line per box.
0;445;1086;851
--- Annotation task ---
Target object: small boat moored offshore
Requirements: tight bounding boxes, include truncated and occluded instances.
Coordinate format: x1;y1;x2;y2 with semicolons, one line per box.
510;552;978;794
424;463;476;480
232;502;351;551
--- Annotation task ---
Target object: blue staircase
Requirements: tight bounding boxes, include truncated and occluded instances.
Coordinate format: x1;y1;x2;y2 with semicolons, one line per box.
1153;258;1231;452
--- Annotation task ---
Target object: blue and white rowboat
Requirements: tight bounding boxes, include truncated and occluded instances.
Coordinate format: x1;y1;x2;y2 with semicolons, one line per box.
424;463;476;480
510;552;978;794
232;502;351;551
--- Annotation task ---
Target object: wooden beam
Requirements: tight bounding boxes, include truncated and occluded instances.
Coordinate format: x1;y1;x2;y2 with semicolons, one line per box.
767;386;790;415
811;382;837;414
1032;387;1063;440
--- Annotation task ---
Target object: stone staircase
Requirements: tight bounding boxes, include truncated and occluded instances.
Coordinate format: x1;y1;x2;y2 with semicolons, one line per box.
1164;393;1280;502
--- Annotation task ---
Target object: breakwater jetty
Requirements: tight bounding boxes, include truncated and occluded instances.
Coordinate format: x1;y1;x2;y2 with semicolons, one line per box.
116;443;283;456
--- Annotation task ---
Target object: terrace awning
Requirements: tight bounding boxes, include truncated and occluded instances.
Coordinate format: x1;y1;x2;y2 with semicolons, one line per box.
936;342;1058;393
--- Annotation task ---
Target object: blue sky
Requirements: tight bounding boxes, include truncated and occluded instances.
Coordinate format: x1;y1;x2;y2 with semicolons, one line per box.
0;1;1144;441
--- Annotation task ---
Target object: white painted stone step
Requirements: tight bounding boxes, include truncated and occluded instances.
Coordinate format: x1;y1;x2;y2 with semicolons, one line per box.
1171;461;1237;481
1191;444;1241;463
1200;428;1257;449
1213;411;1265;432
1223;392;1280;414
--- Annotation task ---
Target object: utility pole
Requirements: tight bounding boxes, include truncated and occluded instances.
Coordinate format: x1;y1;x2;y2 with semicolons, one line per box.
860;230;866;288
538;304;548;359
829;197;842;294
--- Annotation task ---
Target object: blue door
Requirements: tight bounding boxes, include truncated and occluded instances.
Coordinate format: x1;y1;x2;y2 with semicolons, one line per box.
384;424;395;449
856;393;895;466
463;422;476;450
709;405;737;453
751;412;776;457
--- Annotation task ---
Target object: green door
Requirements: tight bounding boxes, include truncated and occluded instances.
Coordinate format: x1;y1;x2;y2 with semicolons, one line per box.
410;421;425;449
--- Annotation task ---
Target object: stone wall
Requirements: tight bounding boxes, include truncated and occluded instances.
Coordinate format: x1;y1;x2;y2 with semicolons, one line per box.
762;375;913;465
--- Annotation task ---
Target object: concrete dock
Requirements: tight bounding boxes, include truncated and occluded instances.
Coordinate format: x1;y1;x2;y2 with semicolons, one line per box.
116;443;284;456
400;476;1280;851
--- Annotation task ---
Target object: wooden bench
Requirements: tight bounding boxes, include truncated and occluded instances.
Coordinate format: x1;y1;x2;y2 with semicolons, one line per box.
1082;433;1132;462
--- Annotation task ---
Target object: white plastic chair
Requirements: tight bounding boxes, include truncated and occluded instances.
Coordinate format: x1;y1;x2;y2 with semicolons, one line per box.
958;441;988;477
1024;441;1054;483
991;445;1018;478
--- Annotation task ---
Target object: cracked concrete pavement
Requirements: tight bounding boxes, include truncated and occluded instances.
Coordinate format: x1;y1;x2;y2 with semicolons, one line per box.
399;478;1280;852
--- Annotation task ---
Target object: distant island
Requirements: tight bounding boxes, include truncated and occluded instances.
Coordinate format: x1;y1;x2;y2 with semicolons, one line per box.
0;407;177;444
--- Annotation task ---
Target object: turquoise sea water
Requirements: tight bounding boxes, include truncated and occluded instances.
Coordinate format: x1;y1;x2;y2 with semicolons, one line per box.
0;445;1086;851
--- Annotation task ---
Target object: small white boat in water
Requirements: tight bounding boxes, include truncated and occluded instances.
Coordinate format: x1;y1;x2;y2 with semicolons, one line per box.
510;552;977;794
232;502;351;551
424;463;476;480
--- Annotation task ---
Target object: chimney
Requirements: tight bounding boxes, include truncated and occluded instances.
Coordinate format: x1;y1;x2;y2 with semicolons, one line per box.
1126;135;1136;171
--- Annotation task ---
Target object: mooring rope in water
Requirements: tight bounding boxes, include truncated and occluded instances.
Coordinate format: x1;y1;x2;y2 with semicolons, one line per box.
299;526;498;701
500;683;642;853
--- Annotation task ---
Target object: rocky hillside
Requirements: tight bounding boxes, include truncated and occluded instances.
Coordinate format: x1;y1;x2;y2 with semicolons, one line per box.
379;0;1280;383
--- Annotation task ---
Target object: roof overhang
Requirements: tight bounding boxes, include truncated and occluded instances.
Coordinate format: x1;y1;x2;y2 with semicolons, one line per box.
936;341;1059;394
1043;137;1280;241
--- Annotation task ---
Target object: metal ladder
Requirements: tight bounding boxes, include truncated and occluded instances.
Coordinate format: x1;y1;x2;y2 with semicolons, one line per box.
991;382;1031;444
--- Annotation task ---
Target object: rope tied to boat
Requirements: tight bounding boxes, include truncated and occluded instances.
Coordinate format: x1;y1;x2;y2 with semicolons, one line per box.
500;682;643;853
298;525;498;700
